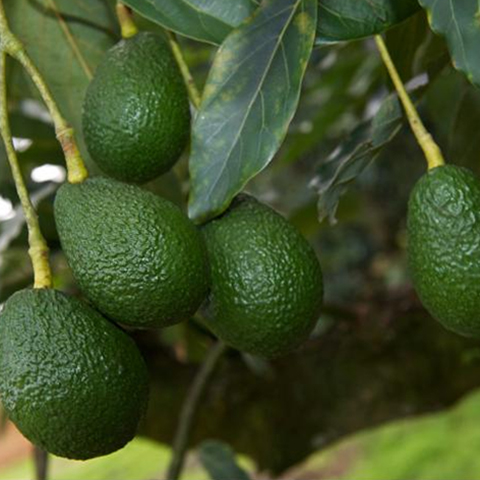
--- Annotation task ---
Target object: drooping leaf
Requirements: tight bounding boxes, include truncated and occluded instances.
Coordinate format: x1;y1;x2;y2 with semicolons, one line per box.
312;94;404;223
188;0;317;223
316;0;421;45
418;0;480;88
123;0;259;45
5;0;118;170
199;440;252;480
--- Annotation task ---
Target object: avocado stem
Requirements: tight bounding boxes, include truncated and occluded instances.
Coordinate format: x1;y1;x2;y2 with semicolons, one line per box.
374;35;445;170
0;52;53;289
116;3;138;39
0;0;89;183
166;341;227;480
166;31;202;110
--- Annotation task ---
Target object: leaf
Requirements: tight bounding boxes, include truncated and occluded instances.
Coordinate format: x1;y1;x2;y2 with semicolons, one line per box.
199;440;252;480
188;0;317;223
316;0;421;45
5;0;119;170
123;0;259;45
312;94;404;223
418;0;480;88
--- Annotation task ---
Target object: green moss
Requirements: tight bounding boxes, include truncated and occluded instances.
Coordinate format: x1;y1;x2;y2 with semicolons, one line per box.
297;389;480;480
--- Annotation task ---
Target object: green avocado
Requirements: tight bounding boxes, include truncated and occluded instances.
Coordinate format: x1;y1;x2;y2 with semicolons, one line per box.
0;288;149;460
201;195;323;358
54;177;209;328
407;165;480;337
82;32;190;184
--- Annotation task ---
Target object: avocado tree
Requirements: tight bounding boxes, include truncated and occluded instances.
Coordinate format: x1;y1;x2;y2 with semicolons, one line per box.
0;1;480;480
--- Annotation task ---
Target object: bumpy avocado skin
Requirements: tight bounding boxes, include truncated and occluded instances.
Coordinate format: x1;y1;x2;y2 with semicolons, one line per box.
202;195;323;358
408;165;480;337
0;289;149;460
82;32;190;184
54;177;209;328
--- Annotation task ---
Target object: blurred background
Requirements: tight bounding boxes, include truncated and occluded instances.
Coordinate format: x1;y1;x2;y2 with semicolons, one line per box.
1;1;480;479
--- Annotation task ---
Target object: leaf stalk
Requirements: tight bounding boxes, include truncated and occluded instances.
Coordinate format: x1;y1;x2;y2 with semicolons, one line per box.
167;31;202;109
0;0;88;183
0;52;52;289
116;3;138;39
375;35;445;170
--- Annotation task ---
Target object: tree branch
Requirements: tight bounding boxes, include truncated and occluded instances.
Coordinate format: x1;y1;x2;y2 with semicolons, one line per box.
166;341;227;480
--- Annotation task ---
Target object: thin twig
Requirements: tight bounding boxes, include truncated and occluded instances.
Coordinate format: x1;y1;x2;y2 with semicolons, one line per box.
375;35;445;170
0;52;52;288
0;0;88;183
165;341;227;480
166;31;202;109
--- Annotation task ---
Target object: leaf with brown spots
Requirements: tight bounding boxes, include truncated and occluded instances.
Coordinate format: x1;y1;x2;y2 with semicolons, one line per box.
188;0;317;223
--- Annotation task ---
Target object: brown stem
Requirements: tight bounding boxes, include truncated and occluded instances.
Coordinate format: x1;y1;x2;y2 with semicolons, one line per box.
165;341;227;480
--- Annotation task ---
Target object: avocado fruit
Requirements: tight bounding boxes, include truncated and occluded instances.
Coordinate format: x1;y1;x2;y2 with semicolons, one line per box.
0;288;149;460
54;176;209;328
408;164;480;337
82;32;190;184
201;195;323;358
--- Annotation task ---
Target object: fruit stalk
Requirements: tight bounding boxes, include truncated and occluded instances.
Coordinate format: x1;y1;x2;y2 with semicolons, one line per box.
374;35;445;170
166;31;202;109
116;3;138;39
166;341;227;480
0;52;52;289
0;0;88;183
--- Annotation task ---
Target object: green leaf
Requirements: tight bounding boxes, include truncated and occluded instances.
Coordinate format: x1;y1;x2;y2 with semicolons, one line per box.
188;0;317;223
123;0;259;45
199;440;252;480
5;0;118;170
312;94;404;223
316;0;421;45
418;0;480;88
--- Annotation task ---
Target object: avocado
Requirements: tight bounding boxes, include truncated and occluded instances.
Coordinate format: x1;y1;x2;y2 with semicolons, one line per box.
82;32;190;184
408;165;480;337
54;177;209;328
0;288;149;460
201;195;323;358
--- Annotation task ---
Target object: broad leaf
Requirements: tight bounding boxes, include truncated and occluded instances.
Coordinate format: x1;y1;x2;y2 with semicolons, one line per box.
188;0;317;223
5;0;118;170
199;440;252;480
418;0;480;88
123;0;259;45
312;94;404;223
316;0;421;45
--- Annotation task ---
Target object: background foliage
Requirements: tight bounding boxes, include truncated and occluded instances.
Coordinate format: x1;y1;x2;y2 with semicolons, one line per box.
1;0;480;479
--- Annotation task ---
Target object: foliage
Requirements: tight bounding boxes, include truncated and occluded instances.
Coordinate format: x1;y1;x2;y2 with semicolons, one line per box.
1;0;480;479
188;0;317;222
419;0;480;88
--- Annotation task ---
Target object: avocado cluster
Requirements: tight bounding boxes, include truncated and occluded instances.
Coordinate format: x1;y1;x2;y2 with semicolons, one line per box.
0;29;324;462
